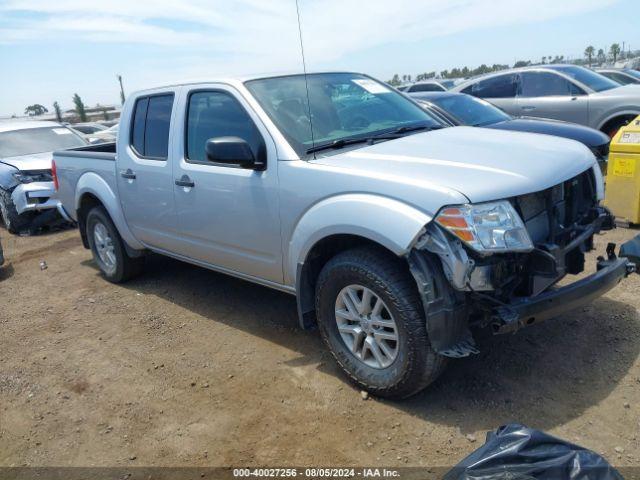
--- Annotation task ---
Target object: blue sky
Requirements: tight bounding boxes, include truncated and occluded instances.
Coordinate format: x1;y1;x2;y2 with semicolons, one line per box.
0;0;638;116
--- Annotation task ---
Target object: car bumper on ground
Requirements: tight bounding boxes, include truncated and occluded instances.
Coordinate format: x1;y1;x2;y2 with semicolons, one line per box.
11;181;57;215
492;235;640;334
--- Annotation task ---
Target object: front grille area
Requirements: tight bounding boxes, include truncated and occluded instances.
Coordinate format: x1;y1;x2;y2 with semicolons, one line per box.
513;168;598;249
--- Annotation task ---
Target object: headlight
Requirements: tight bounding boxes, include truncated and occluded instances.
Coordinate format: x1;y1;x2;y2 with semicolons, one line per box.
12;171;53;184
435;200;533;253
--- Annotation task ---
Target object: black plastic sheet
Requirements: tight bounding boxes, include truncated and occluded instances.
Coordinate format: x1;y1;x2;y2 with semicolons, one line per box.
445;424;623;480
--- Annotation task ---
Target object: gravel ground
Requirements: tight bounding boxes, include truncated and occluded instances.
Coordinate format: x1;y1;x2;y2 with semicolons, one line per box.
0;226;639;469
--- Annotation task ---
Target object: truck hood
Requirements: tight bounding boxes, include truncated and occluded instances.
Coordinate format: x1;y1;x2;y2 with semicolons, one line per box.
310;126;596;203
0;151;53;171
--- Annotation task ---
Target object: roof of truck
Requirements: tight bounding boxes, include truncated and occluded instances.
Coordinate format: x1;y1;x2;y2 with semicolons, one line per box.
137;70;365;93
0;120;62;133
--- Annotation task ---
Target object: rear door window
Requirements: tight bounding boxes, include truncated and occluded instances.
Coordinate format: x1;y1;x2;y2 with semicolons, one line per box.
130;94;174;159
471;74;518;98
519;72;583;97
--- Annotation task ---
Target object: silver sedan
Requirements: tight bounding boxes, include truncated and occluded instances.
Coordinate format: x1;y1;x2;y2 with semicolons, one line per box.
453;65;640;136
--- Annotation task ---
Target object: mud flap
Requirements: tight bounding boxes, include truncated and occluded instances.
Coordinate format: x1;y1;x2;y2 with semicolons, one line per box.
408;250;478;358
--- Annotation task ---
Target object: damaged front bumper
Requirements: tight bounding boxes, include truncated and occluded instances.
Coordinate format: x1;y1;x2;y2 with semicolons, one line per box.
491;240;638;334
11;181;58;215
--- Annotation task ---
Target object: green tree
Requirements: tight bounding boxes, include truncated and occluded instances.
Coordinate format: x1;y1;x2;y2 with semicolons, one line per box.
24;104;48;116
584;46;595;67
597;48;606;65
53;101;62;122
387;74;401;86
610;43;621;64
513;60;531;68
73;93;87;122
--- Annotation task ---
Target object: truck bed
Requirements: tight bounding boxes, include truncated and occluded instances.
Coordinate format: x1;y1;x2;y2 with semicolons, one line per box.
53;142;118;223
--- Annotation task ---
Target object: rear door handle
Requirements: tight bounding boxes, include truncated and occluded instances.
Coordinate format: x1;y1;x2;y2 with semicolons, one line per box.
175;175;195;188
120;169;136;180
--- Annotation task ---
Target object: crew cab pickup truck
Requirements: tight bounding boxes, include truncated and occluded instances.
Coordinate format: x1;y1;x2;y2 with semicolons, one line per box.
53;72;640;399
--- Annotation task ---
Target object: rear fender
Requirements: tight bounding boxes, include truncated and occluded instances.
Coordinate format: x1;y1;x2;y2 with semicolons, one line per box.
75;172;144;251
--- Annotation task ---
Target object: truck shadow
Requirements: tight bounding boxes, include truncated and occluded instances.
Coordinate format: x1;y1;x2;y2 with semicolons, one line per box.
120;252;639;433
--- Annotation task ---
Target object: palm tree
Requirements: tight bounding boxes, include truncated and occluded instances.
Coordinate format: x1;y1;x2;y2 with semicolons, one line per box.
72;93;88;122
597;48;606;65
584;46;595;67
53;101;62;122
610;43;621;64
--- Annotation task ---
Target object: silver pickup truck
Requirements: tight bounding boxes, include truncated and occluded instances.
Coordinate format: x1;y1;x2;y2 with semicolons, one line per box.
53;72;640;398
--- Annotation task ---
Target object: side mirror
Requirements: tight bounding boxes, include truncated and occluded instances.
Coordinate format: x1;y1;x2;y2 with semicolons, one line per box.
205;137;263;170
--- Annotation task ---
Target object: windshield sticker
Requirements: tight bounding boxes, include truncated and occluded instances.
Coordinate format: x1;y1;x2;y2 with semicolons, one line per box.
352;79;391;94
52;128;72;135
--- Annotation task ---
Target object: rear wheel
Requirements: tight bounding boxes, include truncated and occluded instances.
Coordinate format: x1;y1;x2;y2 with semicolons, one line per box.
315;247;447;399
86;206;144;283
0;188;33;234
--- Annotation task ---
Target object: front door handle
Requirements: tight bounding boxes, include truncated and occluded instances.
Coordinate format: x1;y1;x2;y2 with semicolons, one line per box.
175;175;195;188
120;169;136;180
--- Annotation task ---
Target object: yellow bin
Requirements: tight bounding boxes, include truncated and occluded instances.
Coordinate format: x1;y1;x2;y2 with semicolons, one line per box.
604;115;640;224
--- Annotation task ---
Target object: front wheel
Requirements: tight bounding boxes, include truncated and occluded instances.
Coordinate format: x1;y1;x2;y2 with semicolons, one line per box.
0;188;34;234
86;206;144;283
315;247;447;399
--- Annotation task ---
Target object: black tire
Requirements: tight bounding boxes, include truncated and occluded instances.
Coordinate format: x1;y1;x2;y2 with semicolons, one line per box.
315;246;447;399
0;188;34;234
86;206;144;283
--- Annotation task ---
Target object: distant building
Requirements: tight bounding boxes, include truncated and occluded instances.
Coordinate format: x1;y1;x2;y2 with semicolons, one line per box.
2;104;121;124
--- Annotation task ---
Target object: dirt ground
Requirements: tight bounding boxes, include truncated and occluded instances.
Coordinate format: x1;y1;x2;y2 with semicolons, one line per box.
1;226;639;469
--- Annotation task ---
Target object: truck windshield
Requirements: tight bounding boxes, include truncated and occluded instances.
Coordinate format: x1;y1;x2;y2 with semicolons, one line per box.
0;127;86;158
547;66;620;92
428;94;511;126
245;73;442;157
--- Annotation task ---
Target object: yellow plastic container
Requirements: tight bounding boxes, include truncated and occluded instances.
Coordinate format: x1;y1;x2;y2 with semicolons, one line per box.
604;115;640;223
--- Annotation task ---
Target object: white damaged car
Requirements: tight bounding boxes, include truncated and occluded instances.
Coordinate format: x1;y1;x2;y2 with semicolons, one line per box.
0;121;87;233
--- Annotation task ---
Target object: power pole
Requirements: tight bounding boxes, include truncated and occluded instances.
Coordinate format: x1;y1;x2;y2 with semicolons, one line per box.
117;75;125;105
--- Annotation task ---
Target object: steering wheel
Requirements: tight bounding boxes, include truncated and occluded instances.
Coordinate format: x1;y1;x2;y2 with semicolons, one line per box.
344;115;370;130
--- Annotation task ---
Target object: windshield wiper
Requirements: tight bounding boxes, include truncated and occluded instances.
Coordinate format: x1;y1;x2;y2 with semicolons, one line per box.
306;137;373;154
305;124;444;155
369;123;444;139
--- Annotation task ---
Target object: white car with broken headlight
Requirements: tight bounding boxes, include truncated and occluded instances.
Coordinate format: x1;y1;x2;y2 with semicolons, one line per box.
53;72;640;398
0;121;87;233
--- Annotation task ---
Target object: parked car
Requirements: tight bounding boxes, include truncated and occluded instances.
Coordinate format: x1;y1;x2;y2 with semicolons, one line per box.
596;68;640;86
53;72;639;399
0;121;87;233
409;91;610;167
69;122;109;135
398;80;448;93
84;124;118;144
453;65;640;137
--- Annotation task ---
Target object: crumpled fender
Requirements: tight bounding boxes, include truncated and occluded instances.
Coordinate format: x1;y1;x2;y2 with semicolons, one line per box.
0;162;19;191
287;193;431;286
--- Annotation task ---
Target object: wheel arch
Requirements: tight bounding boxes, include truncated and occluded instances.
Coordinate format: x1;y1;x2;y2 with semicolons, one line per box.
597;110;639;136
75;172;144;251
289;194;432;329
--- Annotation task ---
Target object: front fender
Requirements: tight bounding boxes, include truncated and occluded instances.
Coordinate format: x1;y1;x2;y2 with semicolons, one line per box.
75;172;144;250
595;108;640;131
0;162;19;191
286;193;431;285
